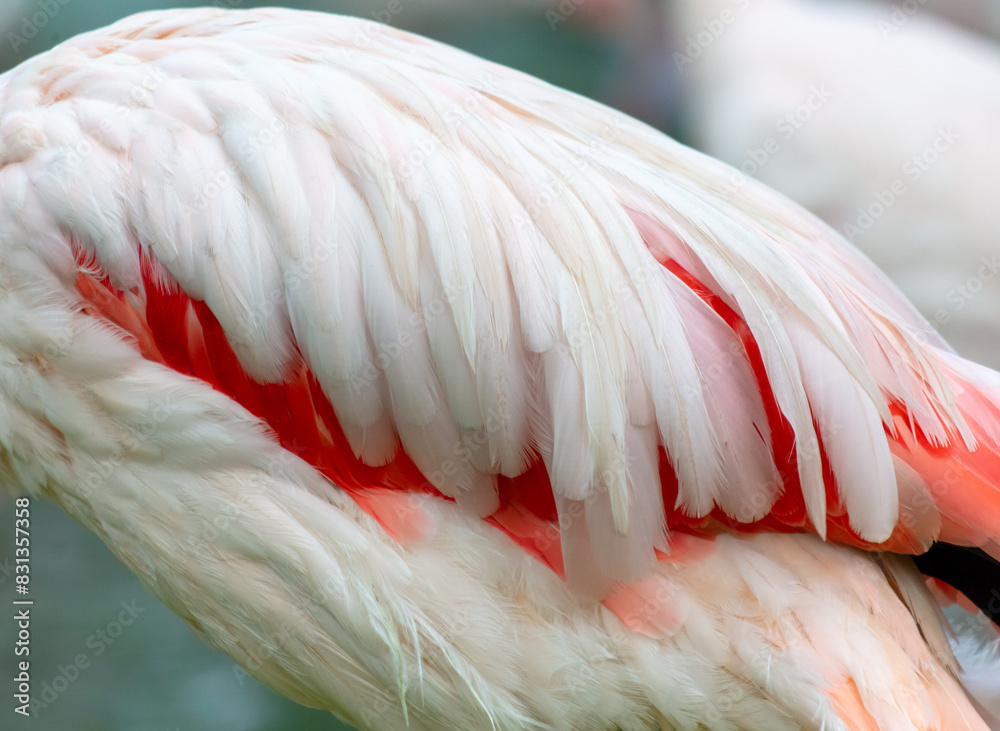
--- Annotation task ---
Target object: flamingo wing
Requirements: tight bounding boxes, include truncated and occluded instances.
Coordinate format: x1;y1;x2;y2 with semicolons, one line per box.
2;8;1000;593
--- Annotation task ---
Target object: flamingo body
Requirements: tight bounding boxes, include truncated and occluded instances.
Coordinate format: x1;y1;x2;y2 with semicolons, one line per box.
1;8;999;729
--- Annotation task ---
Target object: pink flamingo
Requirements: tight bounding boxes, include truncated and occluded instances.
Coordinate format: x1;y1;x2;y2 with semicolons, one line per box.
1;8;999;729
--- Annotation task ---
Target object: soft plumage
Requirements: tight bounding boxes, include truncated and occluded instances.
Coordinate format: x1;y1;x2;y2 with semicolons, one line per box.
0;8;998;729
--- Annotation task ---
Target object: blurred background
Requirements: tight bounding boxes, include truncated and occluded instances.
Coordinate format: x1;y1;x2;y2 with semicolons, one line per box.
1;0;998;729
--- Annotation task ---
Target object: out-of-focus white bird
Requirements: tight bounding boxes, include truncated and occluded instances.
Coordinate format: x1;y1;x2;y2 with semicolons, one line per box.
3;8;1000;730
876;0;1000;43
668;0;1000;370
